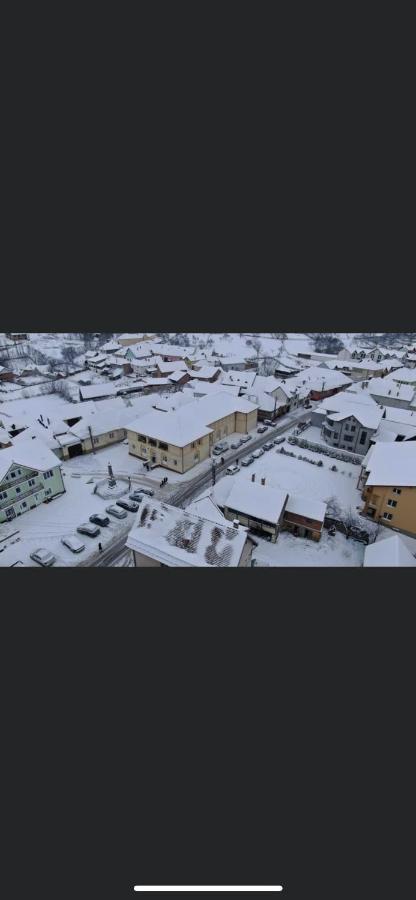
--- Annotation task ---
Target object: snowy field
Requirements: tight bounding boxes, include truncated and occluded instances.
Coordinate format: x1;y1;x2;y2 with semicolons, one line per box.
253;528;365;567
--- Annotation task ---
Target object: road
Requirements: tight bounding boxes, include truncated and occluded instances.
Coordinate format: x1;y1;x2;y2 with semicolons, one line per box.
91;405;311;567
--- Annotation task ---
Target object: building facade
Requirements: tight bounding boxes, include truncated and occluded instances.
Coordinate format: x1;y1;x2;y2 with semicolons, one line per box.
0;451;65;524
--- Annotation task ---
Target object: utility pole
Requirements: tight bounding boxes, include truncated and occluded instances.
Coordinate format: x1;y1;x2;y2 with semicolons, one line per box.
211;461;216;486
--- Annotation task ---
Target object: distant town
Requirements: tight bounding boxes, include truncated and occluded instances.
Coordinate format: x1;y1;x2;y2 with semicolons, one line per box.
1;331;416;568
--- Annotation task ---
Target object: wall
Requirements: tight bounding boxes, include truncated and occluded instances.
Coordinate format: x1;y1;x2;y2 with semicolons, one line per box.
133;551;163;567
223;504;279;542
321;414;374;455
81;427;126;453
283;511;323;541
0;463;65;523
127;430;211;473
362;484;416;536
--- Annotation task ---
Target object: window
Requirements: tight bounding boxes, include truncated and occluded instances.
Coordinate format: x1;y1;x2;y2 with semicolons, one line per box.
162;455;168;462
0;491;7;500
149;438;157;447
11;471;16;478
159;442;168;451
350;426;356;433
393;488;402;495
93;437;99;445
383;512;393;521
359;431;368;445
16;487;21;494
327;419;334;427
387;499;397;508
345;424;349;431
174;460;178;466
109;432;114;439
138;435;147;443
28;479;35;487
344;435;354;443
22;502;27;508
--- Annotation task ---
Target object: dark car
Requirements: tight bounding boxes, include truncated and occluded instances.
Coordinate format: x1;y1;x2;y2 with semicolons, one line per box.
89;514;110;527
257;425;268;434
129;492;144;503
116;499;140;513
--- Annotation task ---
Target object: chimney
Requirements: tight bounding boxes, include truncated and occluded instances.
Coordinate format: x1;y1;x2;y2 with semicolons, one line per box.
261;477;266;486
233;519;239;529
251;473;256;482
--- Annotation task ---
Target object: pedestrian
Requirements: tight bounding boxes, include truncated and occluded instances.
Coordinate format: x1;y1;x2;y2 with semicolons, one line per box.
99;542;103;553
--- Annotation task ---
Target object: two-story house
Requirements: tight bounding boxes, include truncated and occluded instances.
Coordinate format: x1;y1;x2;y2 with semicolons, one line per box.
359;442;416;537
0;439;65;524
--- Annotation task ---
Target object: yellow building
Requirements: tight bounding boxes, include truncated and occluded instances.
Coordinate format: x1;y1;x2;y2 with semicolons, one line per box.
359;443;416;537
127;393;258;474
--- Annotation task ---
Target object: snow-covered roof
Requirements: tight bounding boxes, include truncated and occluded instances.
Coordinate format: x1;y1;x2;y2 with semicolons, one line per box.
0;426;12;444
185;381;241;398
168;370;189;383
384;407;416;426
189;366;221;380
220;371;257;389
153;359;188;374
187;494;228;525
127;409;213;447
390;367;416;383
364;534;416;567
224;480;288;525
368;378;415;403
79;383;119;400
126;499;248;567
0;437;62;482
330;407;384;430
364;442;416;486
285;495;327;523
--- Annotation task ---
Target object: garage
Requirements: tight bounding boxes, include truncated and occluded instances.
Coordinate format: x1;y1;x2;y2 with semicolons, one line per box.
67;442;83;459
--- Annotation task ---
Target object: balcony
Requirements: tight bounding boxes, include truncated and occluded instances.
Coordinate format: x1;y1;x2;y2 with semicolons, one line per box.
0;484;45;511
1;469;39;490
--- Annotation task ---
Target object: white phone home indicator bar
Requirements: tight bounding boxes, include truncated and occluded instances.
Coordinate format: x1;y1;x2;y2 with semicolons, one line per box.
134;888;283;892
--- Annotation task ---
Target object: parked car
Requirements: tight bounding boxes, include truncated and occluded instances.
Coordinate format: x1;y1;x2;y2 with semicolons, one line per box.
61;536;85;554
239;434;252;443
226;465;240;476
116;499;140;513
274;436;285;446
106;505;128;519
263;442;274;451
257;425;268;434
213;441;229;455
264;419;275;427
252;448;265;459
241;455;255;467
129;492;144;503
230;440;242;450
137;488;155;497
30;548;56;567
77;523;101;538
89;514;110;527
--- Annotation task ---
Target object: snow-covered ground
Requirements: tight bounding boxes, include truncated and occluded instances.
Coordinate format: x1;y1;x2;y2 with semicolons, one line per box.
253;528;365;567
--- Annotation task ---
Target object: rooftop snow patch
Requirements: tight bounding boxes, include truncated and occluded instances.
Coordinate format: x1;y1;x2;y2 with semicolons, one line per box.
364;534;416;567
224;480;289;525
364;442;416;486
285;495;327;523
126;499;248;567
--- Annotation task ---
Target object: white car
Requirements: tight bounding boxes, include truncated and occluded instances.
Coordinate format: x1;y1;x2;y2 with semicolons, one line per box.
106;505;128;519
62;536;86;554
252;448;265;459
30;549;56;567
226;465;240;476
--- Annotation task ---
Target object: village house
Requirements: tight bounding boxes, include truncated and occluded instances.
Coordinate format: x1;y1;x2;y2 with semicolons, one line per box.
367;377;416;410
126;498;254;567
0;439;65;524
221;477;289;543
290;367;353;401
359;442;416;538
283;495;327;541
311;396;385;455
126;393;259;473
0;365;15;382
0;426;13;449
5;332;29;342
117;333;157;346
